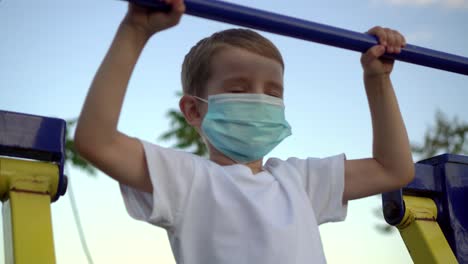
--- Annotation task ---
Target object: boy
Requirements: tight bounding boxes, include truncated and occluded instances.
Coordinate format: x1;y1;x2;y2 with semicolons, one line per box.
75;0;414;263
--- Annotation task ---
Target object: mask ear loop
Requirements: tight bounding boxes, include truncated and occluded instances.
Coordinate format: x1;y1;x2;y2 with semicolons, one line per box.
190;95;216;160
190;95;209;146
192;96;208;103
192;95;238;165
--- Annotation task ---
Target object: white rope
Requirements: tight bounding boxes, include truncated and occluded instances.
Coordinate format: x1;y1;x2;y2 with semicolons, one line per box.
65;166;95;264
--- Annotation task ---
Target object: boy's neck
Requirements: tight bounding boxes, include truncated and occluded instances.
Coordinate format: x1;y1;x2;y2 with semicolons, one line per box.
209;152;264;175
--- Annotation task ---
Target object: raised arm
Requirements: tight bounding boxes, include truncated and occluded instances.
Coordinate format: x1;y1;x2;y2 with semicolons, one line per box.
74;0;185;192
344;26;415;202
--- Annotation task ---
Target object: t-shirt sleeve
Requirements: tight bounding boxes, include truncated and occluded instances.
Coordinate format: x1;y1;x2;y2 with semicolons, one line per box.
119;140;196;229
287;154;347;225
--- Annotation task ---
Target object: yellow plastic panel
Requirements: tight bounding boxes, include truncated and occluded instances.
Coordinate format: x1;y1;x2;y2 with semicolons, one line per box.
1;157;59;264
397;196;458;264
3;191;56;264
0;157;58;200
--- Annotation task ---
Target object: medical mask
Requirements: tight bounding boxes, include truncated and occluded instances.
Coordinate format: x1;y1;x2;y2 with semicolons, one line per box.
194;93;292;163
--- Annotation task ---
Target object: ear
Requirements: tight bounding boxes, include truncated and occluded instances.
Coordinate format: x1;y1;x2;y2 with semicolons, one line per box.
179;95;204;127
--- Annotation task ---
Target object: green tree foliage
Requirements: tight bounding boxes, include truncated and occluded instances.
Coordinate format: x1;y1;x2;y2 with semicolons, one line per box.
65;119;96;175
411;110;468;159
159;109;207;156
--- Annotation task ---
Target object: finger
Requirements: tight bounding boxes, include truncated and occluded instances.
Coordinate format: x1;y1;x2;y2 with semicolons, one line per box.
401;33;407;47
128;2;146;13
367;26;387;47
361;45;386;65
385;28;396;53
392;30;404;53
164;0;183;13
173;0;186;13
166;0;185;25
394;30;406;51
164;0;180;11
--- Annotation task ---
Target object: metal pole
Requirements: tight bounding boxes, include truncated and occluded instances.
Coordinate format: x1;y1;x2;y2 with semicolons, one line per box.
125;0;468;76
1;158;59;264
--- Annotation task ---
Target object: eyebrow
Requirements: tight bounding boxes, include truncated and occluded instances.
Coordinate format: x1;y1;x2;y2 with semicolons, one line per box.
220;77;248;87
220;77;284;90
266;80;284;91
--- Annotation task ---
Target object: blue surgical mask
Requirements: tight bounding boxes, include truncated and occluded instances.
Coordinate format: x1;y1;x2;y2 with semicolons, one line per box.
194;93;292;163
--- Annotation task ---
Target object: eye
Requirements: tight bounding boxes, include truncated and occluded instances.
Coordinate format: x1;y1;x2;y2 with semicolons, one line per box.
227;85;246;93
230;90;244;93
266;87;283;98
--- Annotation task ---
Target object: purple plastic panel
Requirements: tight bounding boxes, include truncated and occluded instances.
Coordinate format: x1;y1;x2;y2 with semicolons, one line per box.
418;155;468;263
383;154;468;263
0;110;67;201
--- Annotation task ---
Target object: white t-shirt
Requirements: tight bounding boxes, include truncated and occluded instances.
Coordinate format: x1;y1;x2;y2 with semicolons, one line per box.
120;140;347;264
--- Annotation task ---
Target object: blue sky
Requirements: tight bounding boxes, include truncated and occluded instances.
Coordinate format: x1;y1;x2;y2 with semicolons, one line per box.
1;0;467;263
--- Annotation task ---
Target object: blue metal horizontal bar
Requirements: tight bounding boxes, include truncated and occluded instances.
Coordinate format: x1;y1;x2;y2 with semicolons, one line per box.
124;0;468;76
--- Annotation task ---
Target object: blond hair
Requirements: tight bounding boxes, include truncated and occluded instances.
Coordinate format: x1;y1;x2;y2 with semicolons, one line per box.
181;28;284;97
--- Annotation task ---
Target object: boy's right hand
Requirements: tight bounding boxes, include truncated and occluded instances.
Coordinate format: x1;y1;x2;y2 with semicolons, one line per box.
122;0;185;39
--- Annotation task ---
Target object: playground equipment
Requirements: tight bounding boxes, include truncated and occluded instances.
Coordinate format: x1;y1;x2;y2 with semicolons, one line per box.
0;110;67;264
1;0;467;263
383;155;468;263
123;1;468;263
125;0;468;76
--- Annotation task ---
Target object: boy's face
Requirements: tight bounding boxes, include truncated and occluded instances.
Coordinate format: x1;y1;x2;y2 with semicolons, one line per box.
181;46;285;165
198;46;284;116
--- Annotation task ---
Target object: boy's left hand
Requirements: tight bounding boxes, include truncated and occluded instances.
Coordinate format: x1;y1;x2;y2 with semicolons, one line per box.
361;26;406;78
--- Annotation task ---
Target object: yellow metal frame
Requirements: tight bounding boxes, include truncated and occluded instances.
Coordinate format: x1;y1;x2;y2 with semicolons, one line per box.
397;195;458;264
1;157;59;264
